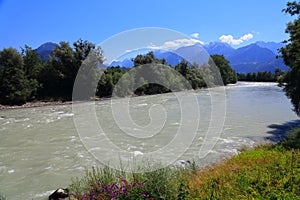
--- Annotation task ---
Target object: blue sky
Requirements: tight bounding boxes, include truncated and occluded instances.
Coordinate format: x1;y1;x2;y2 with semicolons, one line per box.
0;0;293;50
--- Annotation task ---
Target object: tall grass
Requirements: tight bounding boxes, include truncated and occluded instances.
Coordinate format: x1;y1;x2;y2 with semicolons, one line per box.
187;145;300;199
69;164;195;199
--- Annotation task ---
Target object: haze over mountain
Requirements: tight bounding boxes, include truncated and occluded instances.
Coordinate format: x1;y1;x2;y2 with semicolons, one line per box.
35;41;288;73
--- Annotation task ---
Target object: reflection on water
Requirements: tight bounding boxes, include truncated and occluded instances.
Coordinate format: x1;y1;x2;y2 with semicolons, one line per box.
0;82;298;199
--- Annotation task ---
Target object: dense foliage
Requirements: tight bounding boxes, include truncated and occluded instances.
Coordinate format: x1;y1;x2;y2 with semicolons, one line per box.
0;48;34;105
280;1;300;116
0;43;238;105
0;39;103;104
210;54;237;85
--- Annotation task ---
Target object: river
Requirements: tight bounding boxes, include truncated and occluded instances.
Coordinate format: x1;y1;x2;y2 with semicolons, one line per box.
0;82;298;199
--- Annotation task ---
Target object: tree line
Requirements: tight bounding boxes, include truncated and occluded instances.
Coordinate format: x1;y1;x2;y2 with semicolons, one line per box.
0;42;239;105
237;69;285;82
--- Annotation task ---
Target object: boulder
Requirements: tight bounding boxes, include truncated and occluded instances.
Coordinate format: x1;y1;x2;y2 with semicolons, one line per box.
48;188;69;200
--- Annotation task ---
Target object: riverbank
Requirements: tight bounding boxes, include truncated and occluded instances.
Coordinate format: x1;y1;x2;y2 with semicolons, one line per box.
67;127;300;199
0;97;112;110
0;101;73;110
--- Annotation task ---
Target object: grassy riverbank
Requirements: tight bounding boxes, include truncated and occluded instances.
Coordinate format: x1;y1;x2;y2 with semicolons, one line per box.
67;128;300;199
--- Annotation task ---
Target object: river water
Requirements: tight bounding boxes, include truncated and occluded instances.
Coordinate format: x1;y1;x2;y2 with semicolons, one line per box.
0;82;298;199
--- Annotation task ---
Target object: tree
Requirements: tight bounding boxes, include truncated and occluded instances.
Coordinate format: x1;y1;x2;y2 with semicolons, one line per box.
73;39;96;66
175;60;190;77
132;52;171;95
22;45;44;100
0;48;31;105
210;54;237;85
74;45;104;100
280;1;300;115
40;39;98;100
39;42;75;99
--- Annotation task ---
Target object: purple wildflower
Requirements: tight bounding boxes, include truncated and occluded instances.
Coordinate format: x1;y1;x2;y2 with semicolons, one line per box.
142;193;150;198
97;180;102;187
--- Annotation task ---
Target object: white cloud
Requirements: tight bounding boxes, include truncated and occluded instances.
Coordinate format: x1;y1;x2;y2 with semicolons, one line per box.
148;38;204;50
219;33;254;45
191;33;199;39
240;33;253;41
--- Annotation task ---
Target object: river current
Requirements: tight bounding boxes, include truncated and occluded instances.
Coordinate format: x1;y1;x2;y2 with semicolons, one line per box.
0;82;298;199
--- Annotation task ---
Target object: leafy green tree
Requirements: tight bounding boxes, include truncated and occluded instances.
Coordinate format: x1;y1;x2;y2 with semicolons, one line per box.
210;54;237;85
53;41;77;99
280;1;300;115
133;51;165;66
75;45;104;100
132;52;171;95
96;66;127;98
175;61;206;89
22;45;44;100
97;73;114;97
73;39;96;66
40;39;99;100
0;48;31;105
175;60;190;77
39;42;74;99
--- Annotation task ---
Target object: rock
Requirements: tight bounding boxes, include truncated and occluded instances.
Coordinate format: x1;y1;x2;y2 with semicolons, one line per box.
48;188;69;200
174;160;191;167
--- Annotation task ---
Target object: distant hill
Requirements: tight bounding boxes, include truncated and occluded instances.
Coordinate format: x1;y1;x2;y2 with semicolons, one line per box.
35;42;57;61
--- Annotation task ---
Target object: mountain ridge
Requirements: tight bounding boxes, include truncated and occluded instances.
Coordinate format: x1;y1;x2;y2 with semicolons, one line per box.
35;41;288;73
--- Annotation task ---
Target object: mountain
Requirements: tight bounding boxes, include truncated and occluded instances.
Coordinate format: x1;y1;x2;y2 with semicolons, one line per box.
227;43;287;73
227;44;275;64
202;42;287;73
255;41;284;54
174;43;209;66
109;50;187;67
35;42;57;61
110;58;133;67
203;42;236;57
153;50;185;66
173;43;288;73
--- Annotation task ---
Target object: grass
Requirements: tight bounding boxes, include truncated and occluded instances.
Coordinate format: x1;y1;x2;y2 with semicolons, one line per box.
187;145;300;199
68;127;300;199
